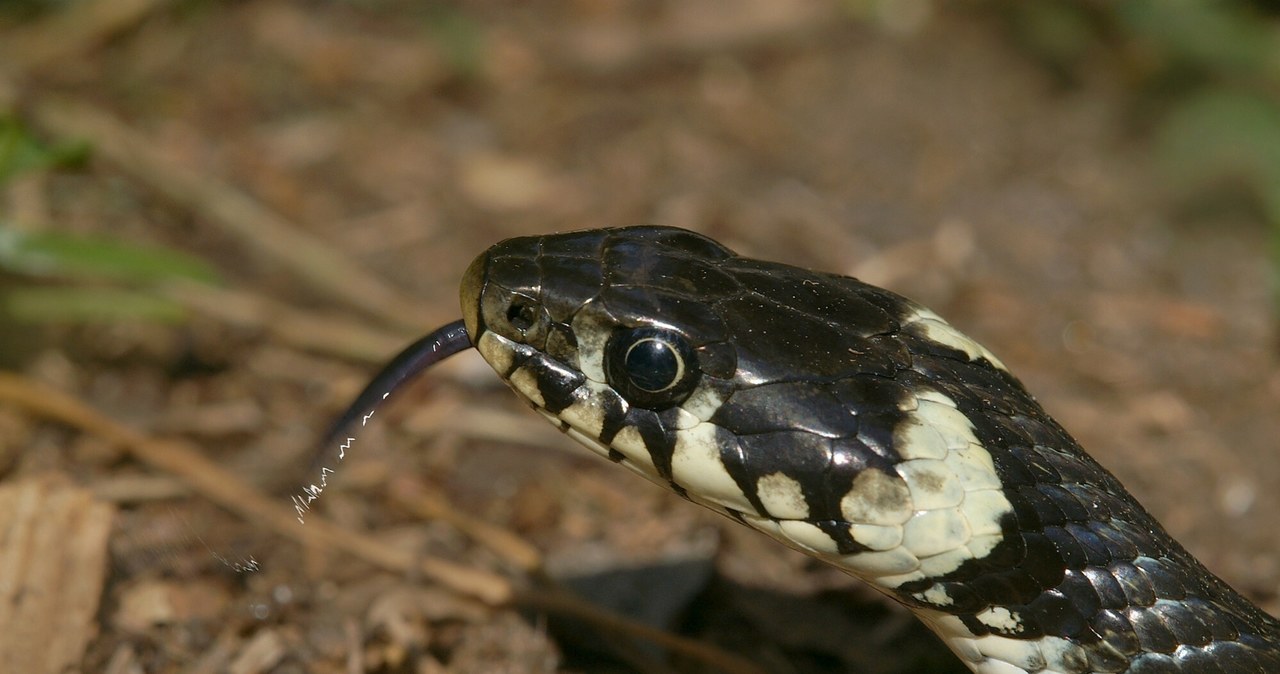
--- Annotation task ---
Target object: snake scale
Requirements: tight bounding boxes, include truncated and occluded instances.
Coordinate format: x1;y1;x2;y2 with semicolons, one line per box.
330;226;1280;673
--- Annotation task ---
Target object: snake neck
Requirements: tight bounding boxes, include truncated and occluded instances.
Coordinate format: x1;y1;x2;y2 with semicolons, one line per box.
777;394;1280;673
902;545;1280;673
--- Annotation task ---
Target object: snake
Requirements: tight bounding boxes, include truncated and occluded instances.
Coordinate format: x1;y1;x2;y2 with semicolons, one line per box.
328;226;1280;673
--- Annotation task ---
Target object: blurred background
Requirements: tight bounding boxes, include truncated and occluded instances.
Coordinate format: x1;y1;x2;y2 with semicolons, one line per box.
1;1;1278;672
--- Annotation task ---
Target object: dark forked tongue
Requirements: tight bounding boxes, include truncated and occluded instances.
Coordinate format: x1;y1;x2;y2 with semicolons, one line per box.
312;320;472;471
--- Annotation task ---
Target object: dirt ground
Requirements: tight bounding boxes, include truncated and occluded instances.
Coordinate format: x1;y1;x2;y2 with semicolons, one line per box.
1;1;1278;673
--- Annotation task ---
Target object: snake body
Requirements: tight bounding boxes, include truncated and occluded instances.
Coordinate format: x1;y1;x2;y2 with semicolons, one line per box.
343;226;1280;673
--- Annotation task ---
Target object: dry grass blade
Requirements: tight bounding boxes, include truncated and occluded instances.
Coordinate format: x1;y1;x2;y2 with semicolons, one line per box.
27;98;426;331
164;280;414;363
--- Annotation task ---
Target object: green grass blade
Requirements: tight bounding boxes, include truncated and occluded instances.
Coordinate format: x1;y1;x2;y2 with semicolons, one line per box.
0;226;221;284
2;286;189;324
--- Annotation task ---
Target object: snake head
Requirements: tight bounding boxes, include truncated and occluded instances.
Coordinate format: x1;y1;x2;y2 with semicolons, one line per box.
458;226;1021;593
460;227;743;489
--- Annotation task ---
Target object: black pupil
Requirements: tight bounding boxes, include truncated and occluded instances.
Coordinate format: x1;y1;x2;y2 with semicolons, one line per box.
625;338;680;392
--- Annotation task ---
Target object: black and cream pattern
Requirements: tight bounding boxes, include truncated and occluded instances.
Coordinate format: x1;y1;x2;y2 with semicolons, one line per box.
455;226;1280;673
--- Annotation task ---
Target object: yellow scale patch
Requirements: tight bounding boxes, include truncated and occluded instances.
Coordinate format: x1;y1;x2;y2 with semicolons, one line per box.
688;381;1017;599
901;304;1008;372
920;609;1086;674
829;385;1016;592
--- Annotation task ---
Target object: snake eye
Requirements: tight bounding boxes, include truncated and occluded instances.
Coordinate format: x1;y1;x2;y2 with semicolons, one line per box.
605;327;700;410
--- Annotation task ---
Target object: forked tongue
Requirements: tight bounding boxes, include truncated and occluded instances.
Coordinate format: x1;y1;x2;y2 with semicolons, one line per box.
312;320;472;471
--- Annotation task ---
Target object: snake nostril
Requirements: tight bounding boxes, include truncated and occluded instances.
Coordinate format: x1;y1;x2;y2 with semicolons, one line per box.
506;301;538;331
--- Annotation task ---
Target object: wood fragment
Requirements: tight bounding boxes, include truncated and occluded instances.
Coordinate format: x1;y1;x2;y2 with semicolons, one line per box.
0;476;115;674
227;629;286;674
103;643;145;674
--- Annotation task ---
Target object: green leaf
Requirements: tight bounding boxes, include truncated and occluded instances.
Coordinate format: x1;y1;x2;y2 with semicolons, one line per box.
0;116;90;186
1005;1;1100;73
1;286;188;324
1116;0;1278;76
0;226;221;284
424;6;485;79
1155;89;1280;223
